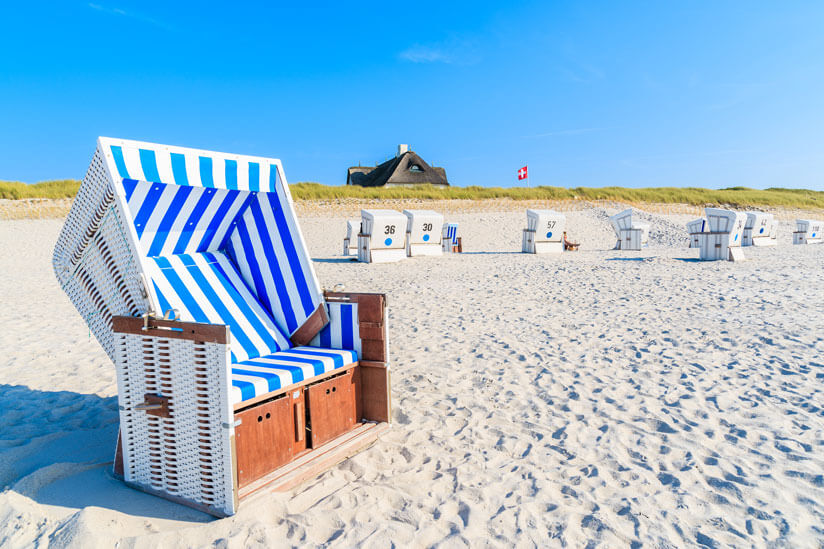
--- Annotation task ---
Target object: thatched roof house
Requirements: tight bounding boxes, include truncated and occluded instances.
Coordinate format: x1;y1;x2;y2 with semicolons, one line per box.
347;145;449;187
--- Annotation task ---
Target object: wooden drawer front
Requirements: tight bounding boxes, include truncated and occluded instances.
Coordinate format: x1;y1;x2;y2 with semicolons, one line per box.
235;390;307;488
307;370;357;447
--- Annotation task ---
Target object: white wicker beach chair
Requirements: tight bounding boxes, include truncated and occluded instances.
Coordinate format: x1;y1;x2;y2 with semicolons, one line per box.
742;212;777;247
696;208;747;261
357;209;407;263
522;209;565;254
793;219;823;245
686;218;706;248
441;223;460;253
403;209;443;257
343;218;360;255
53;138;391;517
609;209;647;251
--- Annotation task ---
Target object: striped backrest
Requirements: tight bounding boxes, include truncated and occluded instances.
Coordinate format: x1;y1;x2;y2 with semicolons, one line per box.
101;138;325;343
225;192;322;336
444;223;459;245
147;252;291;363
310;302;361;355
121;180;255;256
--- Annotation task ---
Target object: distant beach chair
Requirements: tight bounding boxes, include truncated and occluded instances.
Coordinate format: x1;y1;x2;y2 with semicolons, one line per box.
343;218;360;255
563;231;580;251
696;208;747;261
358;209;408;263
522;209;565;254
609;209;648;251
686;218;706;248
792;219;823;245
442;222;462;253
403;209;444;257
742;212;777;247
53;138;391;517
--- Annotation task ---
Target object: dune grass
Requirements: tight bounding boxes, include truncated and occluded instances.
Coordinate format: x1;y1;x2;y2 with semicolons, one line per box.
289;183;824;210
2;179;823;210
0;179;82;200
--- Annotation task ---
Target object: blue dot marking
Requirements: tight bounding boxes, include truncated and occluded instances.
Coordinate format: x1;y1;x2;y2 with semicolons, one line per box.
423;234;430;242
734;234;738;241
546;231;553;239
813;233;817;238
759;227;764;234
384;238;392;246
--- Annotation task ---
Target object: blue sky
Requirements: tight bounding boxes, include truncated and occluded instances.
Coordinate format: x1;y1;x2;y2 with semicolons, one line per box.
2;1;823;189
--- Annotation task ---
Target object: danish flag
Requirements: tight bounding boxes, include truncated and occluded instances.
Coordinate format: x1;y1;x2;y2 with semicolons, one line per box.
518;166;528;180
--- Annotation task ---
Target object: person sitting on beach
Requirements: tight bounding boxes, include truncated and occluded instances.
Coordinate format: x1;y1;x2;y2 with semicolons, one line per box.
563;231;580;251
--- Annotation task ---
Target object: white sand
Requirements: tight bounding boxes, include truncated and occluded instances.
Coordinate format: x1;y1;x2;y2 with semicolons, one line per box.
1;206;822;547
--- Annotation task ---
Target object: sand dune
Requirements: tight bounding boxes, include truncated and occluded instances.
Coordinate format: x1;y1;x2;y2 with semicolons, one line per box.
1;206;822;547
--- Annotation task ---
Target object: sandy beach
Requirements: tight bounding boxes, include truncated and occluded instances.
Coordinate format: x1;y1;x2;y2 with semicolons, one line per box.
1;203;823;547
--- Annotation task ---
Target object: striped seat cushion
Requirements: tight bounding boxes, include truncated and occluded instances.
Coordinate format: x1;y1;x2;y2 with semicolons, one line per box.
146;252;292;363
230;347;358;405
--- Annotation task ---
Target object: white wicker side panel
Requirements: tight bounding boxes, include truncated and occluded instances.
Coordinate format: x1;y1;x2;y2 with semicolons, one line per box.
115;332;236;516
59;210;146;360
54;146;147;360
54;147;112;280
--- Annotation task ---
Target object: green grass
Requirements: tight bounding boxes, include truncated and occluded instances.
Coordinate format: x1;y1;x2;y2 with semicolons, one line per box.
3;179;824;210
0;179;81;199
289;183;824;209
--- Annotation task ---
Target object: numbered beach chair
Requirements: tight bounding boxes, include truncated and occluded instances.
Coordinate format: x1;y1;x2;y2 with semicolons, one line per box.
358;209;407;263
522;209;565;254
53;138;391;517
343;218;360;255
609;209;648;251
742;212;777;247
441;223;461;253
686;218;706;248
696;208;747;261
793;219;823;245
403;209;443;257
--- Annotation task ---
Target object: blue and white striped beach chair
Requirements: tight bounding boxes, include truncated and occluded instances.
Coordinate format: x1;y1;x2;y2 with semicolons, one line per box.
53;138;391;517
441;222;461;253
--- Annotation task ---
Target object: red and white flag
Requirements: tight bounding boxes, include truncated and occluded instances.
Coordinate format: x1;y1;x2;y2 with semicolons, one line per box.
518;166;528;180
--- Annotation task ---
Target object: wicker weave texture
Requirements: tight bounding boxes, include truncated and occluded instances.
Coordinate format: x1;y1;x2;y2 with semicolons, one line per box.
115;331;236;516
54;146;148;360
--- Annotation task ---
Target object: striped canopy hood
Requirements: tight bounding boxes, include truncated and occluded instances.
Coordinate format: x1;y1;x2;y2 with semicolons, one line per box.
54;137;327;363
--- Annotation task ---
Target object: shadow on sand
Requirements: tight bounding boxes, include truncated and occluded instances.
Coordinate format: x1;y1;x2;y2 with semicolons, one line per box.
313;257;360;263
0;384;211;522
605;257;651;261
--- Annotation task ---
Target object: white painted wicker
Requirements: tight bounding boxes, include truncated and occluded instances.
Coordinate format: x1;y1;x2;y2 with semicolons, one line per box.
53;147;148;360
114;330;236;516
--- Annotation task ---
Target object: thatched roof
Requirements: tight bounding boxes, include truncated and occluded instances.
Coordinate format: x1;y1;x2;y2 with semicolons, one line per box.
347;150;449;187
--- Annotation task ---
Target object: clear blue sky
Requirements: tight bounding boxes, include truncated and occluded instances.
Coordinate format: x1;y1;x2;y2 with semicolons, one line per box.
2;1;823;189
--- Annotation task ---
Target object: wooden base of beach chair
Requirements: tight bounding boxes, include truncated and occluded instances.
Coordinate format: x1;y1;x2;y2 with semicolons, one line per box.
238;421;389;498
233;365;384;490
452;237;462;253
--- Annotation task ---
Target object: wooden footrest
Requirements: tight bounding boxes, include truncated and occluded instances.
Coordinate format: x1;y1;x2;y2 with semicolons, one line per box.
238;421;389;499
